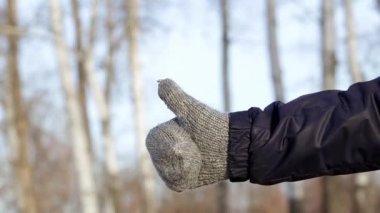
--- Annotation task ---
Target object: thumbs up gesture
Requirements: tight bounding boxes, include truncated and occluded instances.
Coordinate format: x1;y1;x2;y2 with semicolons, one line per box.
146;79;229;192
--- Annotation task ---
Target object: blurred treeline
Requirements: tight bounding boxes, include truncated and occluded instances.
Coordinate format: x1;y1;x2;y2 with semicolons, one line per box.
0;0;380;213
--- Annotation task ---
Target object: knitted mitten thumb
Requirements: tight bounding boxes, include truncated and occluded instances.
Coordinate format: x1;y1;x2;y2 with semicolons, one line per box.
146;79;229;192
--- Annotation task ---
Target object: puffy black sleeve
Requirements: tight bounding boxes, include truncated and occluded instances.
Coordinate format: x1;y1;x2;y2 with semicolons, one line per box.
228;77;380;184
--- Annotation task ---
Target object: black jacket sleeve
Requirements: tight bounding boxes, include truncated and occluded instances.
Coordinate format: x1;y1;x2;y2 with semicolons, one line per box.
228;77;380;185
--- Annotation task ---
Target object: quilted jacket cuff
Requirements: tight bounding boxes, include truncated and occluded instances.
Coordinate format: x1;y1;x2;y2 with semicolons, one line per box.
228;110;255;182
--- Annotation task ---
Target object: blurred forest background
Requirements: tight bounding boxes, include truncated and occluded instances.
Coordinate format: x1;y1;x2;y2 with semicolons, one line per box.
0;0;379;212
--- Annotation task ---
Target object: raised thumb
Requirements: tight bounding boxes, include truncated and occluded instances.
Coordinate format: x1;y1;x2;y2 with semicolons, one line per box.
158;79;203;118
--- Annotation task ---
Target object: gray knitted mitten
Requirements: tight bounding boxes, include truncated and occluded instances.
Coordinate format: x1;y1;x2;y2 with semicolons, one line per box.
146;79;229;192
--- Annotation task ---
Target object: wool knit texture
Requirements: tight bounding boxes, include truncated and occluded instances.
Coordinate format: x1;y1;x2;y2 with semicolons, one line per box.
146;79;229;192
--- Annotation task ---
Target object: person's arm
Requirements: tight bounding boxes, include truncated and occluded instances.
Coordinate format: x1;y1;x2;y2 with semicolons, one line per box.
229;77;380;184
146;77;380;191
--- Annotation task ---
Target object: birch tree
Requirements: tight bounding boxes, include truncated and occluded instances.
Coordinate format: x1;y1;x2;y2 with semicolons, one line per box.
4;0;38;212
49;0;99;212
266;0;284;101
343;0;363;82
103;1;122;211
218;0;229;212
105;0;116;103
126;0;155;212
321;0;338;212
321;0;336;91
79;0;122;211
71;0;94;158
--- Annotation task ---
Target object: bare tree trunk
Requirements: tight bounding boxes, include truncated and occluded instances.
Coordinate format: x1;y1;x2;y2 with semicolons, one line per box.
350;174;371;213
303;179;323;213
5;1;38;212
80;0;122;212
266;0;284;102
343;0;363;83
218;0;229;212
71;0;94;157
83;48;121;213
221;0;231;112
105;0;115;102
343;1;370;212
265;0;303;212
71;0;122;212
50;0;99;212
322;0;336;90
126;0;155;212
321;0;336;212
4;93;38;213
103;0;122;212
